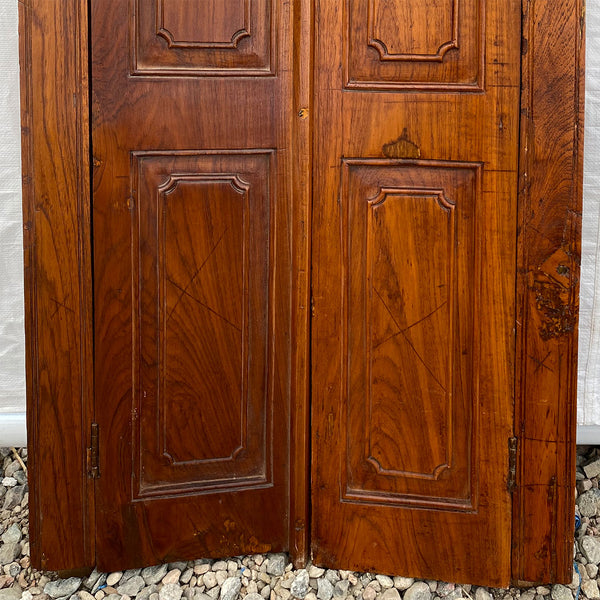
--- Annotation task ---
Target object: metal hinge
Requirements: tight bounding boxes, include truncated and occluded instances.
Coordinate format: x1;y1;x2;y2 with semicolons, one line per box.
87;423;100;479
508;436;518;493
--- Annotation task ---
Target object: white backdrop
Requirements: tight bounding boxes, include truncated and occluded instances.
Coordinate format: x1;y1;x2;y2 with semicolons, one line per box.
0;1;26;445
0;2;599;445
577;0;600;443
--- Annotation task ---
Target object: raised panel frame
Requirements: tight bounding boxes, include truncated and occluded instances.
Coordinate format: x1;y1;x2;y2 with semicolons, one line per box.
344;0;485;92
20;0;582;582
131;0;276;77
131;150;275;500
340;159;481;513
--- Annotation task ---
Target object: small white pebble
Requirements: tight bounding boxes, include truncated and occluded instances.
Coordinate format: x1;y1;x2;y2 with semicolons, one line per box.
1;478;16;488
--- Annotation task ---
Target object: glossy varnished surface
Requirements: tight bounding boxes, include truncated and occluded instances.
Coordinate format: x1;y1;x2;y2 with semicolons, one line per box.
92;0;297;570
311;0;521;586
20;0;94;571
21;0;582;583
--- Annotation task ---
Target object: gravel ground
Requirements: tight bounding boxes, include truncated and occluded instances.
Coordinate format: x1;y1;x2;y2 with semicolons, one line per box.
0;447;598;600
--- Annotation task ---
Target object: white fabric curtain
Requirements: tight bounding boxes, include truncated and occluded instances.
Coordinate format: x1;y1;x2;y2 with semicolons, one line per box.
0;1;26;435
578;0;600;440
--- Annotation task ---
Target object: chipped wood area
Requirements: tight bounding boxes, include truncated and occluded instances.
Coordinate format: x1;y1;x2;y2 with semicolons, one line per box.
513;0;584;584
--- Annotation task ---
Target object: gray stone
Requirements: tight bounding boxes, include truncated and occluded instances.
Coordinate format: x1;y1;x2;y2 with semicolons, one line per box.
221;577;242;600
204;572;218;589
122;568;142;582
317;578;334;600
438;583;456;598
244;595;264;600
381;590;401;600
207;587;221;599
376;576;394;590
139;586;160;600
333;581;349;598
91;573;107;594
280;573;295;590
325;572;340;585
587;564;599;579
164;570;182;585
83;569;102;591
404;582;432;600
267;555;287;577
578;490;600;518
45;578;83;599
106;573;122;587
2;486;25;511
446;589;463;600
195;565;211;576
181;569;194;585
581;536;600;565
362;587;376;600
0;543;20;564
0;587;22;600
551;585;573;600
1;524;20;545
160;584;184;600
394;578;414;591
291;571;309;599
169;563;188;573
143;565;169;586
584;458;600;479
117;575;145;596
568;567;580;591
13;471;26;486
475;588;493;600
581;579;600;600
213;562;228;572
308;567;325;579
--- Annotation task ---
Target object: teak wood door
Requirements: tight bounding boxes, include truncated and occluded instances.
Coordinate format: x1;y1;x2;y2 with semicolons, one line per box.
21;0;583;588
91;0;296;569
310;0;519;586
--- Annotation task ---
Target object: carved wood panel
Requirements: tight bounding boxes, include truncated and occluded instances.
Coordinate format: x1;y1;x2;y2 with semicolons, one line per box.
342;160;480;510
346;0;484;91
132;0;274;76
133;151;274;498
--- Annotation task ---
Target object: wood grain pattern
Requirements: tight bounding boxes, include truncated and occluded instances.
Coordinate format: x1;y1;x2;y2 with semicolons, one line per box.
289;0;313;567
21;0;582;581
92;0;295;570
133;152;273;498
311;0;520;586
512;0;584;584
157;0;250;48
346;0;484;91
342;160;479;510
133;0;274;76
19;0;95;571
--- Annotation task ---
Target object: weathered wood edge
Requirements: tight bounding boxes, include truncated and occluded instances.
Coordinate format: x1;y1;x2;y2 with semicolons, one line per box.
20;0;95;570
513;0;584;583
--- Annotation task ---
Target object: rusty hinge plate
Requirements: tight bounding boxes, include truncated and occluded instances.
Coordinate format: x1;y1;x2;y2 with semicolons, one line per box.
508;436;518;493
86;422;100;479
